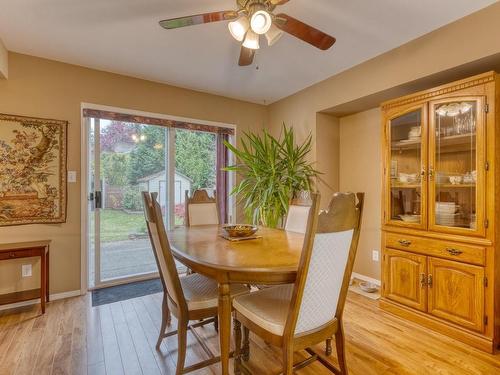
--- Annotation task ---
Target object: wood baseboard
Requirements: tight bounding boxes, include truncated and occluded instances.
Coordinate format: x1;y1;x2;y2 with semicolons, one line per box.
380;298;495;353
351;272;381;286
0;289;81;311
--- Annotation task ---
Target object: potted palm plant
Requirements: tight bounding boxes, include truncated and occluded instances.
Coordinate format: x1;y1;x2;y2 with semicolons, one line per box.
224;125;319;228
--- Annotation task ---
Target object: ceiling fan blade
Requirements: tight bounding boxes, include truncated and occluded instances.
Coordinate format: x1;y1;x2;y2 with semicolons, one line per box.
239;47;255;66
275;13;336;50
159;11;238;29
270;0;291;5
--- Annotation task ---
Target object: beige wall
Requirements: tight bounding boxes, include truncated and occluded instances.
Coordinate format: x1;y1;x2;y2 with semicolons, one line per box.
267;2;500;280
0;39;7;79
316;113;340;208
269;2;500;123
0;53;267;295
339;109;381;280
3;2;500;293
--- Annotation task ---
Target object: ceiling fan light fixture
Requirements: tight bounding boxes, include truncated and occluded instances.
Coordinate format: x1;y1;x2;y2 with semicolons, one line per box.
250;10;272;35
242;29;260;50
265;23;284;46
228;16;250;42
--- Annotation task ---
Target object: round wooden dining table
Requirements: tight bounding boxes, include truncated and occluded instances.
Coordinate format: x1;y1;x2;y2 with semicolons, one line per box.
168;225;304;375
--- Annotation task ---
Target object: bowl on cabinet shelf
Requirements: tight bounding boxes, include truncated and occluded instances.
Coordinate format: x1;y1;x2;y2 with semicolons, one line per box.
399;214;420;223
398;173;418;184
449;175;463;185
436;202;459;214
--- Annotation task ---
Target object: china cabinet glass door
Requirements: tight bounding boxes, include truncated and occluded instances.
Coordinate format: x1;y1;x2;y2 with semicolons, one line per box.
429;97;486;236
386;105;427;228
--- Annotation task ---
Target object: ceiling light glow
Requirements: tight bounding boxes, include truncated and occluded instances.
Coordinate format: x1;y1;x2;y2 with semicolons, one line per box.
228;16;250;42
243;29;260;50
265;23;283;46
251;10;272;35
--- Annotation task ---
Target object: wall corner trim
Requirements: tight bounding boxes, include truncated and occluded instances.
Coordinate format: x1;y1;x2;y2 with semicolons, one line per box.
0;38;8;79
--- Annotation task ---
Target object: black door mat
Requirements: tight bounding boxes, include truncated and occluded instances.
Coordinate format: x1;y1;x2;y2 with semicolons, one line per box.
92;278;162;307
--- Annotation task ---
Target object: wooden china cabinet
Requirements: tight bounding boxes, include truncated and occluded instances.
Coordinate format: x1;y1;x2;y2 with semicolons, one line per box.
380;72;500;352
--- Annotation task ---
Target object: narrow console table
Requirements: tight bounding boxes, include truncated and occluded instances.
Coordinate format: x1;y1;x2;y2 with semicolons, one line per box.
0;240;50;313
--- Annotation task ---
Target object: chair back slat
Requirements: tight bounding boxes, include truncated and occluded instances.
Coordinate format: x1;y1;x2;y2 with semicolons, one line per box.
284;192;364;337
285;192;312;234
142;192;187;312
185;189;219;226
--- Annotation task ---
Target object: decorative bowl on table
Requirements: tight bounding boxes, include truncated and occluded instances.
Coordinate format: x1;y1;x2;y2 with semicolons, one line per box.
222;224;258;238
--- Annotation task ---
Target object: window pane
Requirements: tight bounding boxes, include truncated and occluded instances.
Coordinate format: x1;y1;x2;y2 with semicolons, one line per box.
174;129;217;226
434;101;477;229
390;110;423;224
99;121;167;281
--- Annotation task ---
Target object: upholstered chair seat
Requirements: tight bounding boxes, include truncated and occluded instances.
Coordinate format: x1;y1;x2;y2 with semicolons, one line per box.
233;284;293;336
181;273;248;310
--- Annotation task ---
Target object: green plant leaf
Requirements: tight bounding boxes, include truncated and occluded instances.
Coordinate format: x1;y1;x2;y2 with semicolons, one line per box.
224;124;318;227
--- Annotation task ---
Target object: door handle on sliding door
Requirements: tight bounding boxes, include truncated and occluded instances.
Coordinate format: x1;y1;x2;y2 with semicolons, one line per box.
95;191;102;209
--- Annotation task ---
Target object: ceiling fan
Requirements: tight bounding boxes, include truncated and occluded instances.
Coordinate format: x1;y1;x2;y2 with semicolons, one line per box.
159;0;336;66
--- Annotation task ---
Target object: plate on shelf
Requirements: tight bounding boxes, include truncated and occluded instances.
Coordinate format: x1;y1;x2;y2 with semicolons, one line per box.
436;213;462;226
436;203;460;214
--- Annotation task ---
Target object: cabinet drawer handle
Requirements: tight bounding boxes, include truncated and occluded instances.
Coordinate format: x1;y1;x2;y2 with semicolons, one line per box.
9;252;16;258
420;273;426;287
398;239;412;247
427;274;433;287
446;248;463;256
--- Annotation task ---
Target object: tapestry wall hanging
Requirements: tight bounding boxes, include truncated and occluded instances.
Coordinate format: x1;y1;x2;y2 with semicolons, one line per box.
0;113;67;226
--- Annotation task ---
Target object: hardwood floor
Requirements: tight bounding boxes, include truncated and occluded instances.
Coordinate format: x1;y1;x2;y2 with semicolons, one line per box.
0;292;499;375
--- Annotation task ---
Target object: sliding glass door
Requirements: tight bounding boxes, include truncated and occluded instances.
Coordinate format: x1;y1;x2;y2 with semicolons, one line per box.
85;111;233;289
87;118;169;287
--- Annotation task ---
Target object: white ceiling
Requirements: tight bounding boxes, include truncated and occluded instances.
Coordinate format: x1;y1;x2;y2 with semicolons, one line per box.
0;0;497;104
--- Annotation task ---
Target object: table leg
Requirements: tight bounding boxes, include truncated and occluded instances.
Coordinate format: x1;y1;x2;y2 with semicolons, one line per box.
218;283;231;375
41;252;46;314
46;246;50;302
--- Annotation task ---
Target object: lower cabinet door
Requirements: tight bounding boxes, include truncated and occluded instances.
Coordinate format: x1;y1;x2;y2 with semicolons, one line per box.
384;248;427;312
428;257;485;332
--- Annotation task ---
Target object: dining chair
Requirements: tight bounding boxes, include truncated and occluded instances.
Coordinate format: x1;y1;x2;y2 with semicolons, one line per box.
233;192;364;375
185;189;219;226
142;192;248;374
284;191;312;234
285;190;338;357
255;192;311;290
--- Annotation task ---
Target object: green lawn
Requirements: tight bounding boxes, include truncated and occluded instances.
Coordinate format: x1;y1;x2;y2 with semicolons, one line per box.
100;210;146;242
100;209;184;242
